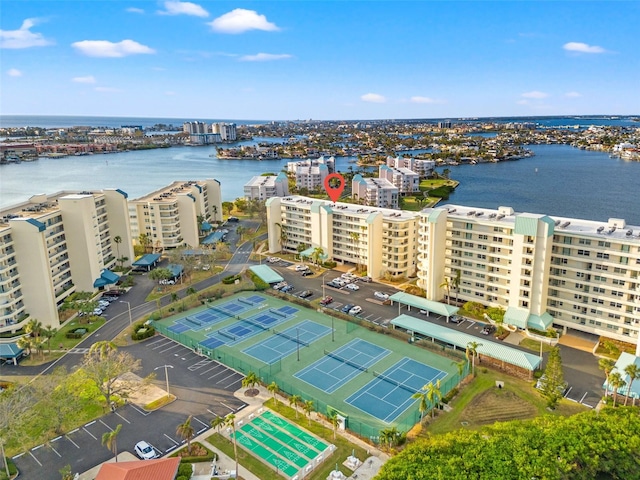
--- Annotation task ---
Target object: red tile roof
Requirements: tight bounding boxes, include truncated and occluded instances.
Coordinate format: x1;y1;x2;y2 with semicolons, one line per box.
95;457;181;480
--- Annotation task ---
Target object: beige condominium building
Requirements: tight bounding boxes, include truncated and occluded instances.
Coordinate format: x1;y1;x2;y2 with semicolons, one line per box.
266;195;419;280
129;179;222;250
418;205;640;347
0;189;133;332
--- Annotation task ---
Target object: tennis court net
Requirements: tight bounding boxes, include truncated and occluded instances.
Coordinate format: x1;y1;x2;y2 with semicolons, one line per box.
373;370;418;394
237;297;254;306
269;308;288;318
324;350;368;372
273;329;309;346
218;329;236;341
208;304;232;318
240;316;270;331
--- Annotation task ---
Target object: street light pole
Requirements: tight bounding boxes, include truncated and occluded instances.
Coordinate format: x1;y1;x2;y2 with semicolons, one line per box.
119;300;132;326
155;364;174;395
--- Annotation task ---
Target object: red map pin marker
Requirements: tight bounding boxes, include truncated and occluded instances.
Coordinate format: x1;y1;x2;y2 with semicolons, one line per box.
323;173;345;203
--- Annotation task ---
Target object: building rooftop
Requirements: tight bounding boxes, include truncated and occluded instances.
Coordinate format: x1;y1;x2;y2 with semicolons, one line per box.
280;195;417;221
131;180;204;203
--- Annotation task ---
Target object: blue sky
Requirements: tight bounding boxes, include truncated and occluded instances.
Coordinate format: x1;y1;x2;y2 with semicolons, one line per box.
1;1;638;120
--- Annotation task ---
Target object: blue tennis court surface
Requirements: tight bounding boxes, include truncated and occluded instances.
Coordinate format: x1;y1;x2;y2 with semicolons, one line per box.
242;320;331;364
346;357;447;423
294;339;390;394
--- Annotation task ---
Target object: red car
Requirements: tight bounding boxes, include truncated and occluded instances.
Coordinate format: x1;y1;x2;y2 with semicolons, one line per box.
320;296;333;306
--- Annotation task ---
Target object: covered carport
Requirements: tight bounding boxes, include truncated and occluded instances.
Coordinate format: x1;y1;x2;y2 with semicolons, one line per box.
391;314;541;377
132;253;161;271
503;306;554;331
389;291;459;321
93;269;120;289
249;265;284;284
0;342;25;365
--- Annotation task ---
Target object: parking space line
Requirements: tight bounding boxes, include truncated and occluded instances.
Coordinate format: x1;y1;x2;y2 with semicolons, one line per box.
99;419;112;431
466;321;476;329
223;377;242;389
216;372;239;386
51;435;62;442
28;451;43;467
158;344;181;354
115;411;131;424
236;403;247;412
163;433;179;445
207;369;229;380
220;402;235;412
65;435;80;449
200;364;221;376
49;445;62;458
128;403;151;416
83;427;97;440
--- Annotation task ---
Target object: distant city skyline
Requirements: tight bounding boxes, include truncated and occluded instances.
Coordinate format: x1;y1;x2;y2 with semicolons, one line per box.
2;1;639;120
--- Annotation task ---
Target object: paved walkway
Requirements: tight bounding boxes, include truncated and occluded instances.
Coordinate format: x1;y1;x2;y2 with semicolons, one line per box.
559;333;597;353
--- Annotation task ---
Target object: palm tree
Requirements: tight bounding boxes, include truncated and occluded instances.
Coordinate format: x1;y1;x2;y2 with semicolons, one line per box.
379;426;399;450
452;269;461;305
42;326;58;354
102;424;122;461
599;358;616;398
303;400;314;426
16;336;35;356
176;416;195;454
211;416;226;434
225;413;239;476
88;340;118;359
349;231;360;268
439;277;451;305
453;360;467;388
236;225;247;241
242;371;259;396
113;235;122;263
411;386;430;420
608;371;626;407
289;394;301;418
311;246;325;266
267;381;279;405
25;318;43;342
466;341;482;375
623;364;639;406
328;412;339;440
275;222;288;250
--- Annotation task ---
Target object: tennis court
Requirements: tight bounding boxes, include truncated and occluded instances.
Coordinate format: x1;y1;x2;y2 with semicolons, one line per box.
243;320;332;364
346;357;447;423
294;339;390;394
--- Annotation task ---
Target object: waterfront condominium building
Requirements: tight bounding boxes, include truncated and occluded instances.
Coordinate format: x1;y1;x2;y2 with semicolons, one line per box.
385;156;435;178
244;174;289;200
351;174;399;209
286;156;335;191
265;195;419;279
129;180;222;251
378;165;420;195
0;190;133;333
417;205;640;346
212;122;237;142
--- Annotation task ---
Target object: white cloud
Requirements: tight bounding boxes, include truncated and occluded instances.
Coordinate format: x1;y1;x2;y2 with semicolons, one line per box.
565;91;582;98
208;9;279;34
95;87;122;93
8;68;22;77
563;42;605;54
239;53;292;62
158;1;208;17
521;91;549;99
0;18;53;49
72;39;155;57
410;96;435;104
72;75;96;84
361;93;386;104
126;7;144;14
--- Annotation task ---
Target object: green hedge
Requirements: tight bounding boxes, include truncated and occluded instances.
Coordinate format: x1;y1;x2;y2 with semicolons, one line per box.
0;458;17;480
131;322;155;341
222;274;241;285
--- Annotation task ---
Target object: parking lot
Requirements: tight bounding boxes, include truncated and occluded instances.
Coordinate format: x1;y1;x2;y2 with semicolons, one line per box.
13;337;248;480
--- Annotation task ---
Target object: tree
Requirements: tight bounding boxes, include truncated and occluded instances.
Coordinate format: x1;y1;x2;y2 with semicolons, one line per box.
138;233;152;253
599;357;616;398
113;235;122;263
236;225;247;241
412;381;442;419
453;360;467;388
102;424;122;461
466;341;482;376
303;400;314;426
16;336;35;357
289;395;301;418
149;267;173;290
380;426;400;450
311;246;325;266
452;268;461;305
25;318;43;343
328;412;339;440
211;415;226;434
0;382;39;477
275;222;288;250
176;416;195;454
623;363;639;406
222;201;234;217
411;386;430;420
439;277;451;305
540;346;564;409
608;371;626;407
241;371;259;396
225;413;239;476
81;342;147;409
267;381;279;405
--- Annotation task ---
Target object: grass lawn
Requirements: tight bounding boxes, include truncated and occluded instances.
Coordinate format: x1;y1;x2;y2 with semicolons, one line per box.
519;338;555;353
145;268;224;302
208;398;370;480
425;368;588;437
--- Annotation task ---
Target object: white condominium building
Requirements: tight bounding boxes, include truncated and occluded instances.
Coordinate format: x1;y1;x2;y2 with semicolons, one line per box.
212;123;237;141
129;180;222;250
418;205;640;346
286;156;335;191
0;190;133;332
183;121;208;134
351;174;399;209
266;196;419;279
386;156;435;177
244;174;289;200
378;165;420;194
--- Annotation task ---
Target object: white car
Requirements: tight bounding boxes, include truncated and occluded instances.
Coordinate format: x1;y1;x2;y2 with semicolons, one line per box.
345;283;360;291
295;264;309;272
374;291;390;301
341;273;357;280
92;308;103;315
333;279;347;287
134;441;157;460
348;305;362;315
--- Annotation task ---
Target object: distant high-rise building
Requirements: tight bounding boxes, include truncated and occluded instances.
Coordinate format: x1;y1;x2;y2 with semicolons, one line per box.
244;174;289;200
212;123;237;141
183;121;209;135
438;120;452;129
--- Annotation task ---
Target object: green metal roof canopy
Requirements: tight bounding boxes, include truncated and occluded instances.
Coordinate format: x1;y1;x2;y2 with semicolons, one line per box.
604;352;640;399
504;307;554;331
132;253;161;267
300;246;328;261
249;265;284;284
389;291;459;317
391;314;541;371
93;269;120;288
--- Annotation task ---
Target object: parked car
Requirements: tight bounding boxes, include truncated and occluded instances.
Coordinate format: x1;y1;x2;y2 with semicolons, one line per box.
419;309;428;315
450;315;462;324
273;281;288;290
326;281;340;288
295;264;309;272
299;290;313;298
134;441;157;460
92;308;103;315
341;304;355;313
348;305;363;315
360;276;372;283
301;270;313;277
227;216;239;222
281;285;295;293
345;283;360;291
267;257;279;263
374;291;389;301
341;273;357;280
320;296;333;306
481;325;496;335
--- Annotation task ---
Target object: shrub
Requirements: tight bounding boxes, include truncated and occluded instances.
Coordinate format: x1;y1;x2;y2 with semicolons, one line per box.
177;463;193;477
131;321;155;341
322;260;337;268
441;387;458;404
248;271;269;291
222;275;240;285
